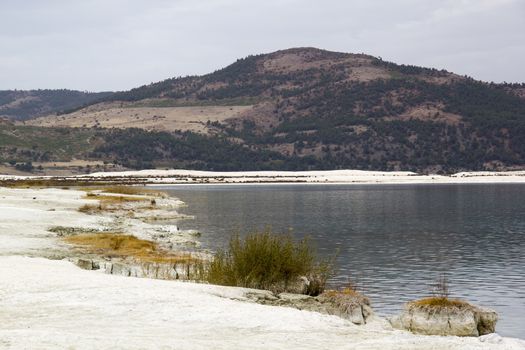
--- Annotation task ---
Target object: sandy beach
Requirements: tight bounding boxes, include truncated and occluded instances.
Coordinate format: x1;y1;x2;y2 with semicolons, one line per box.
1;185;524;349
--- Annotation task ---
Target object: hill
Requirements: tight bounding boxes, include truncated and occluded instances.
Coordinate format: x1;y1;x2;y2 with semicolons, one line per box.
10;48;525;173
0;89;112;120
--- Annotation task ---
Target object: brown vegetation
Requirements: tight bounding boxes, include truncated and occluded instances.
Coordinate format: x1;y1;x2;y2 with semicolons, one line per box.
410;297;471;310
0;178;113;188
98;186;166;197
64;233;199;265
323;287;362;299
83;194;147;203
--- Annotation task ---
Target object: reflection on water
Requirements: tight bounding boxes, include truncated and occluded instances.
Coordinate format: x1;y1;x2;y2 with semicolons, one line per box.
161;184;525;338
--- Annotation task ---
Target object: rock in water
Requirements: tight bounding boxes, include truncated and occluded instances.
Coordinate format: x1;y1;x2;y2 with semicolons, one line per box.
316;289;373;325
389;300;498;336
476;307;499;335
249;289;374;325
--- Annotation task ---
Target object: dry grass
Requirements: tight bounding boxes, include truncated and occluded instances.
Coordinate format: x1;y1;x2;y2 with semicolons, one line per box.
83;193;147;203
27;105;252;134
322;287;361;298
63;233;199;265
99;186;166;197
79;186;166;198
65;233;155;254
79;190;156;213
410;297;471;310
0;179;112;188
319;286;371;310
78;204;103;214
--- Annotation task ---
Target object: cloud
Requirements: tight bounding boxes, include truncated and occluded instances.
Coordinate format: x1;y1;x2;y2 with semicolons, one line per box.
0;0;523;90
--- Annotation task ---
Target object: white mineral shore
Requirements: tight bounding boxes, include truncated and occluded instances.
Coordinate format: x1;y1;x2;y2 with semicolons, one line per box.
2;169;525;184
0;187;108;257
0;187;196;258
1;187;525;350
78;169;525;184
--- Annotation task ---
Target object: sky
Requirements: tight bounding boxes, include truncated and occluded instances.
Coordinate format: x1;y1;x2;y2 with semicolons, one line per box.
0;0;524;91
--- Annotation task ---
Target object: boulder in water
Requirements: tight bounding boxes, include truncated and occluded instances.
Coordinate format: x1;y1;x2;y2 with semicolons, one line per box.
389;297;497;337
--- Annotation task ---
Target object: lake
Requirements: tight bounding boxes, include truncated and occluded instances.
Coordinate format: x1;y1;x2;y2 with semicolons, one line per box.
161;184;525;338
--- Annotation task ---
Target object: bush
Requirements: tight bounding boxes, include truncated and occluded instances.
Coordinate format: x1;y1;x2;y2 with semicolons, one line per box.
206;230;333;294
15;162;34;172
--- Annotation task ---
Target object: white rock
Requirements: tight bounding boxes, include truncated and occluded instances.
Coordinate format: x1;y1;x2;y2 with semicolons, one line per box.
390;302;498;337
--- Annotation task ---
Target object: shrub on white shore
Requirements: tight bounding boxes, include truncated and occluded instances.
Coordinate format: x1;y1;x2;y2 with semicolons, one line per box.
206;230;334;295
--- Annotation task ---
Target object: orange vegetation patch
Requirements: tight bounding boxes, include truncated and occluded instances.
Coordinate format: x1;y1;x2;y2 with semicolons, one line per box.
410;297;471;310
77;198;147;214
80;185;166;197
64;233;198;265
99;186;166;197
83;193;148;203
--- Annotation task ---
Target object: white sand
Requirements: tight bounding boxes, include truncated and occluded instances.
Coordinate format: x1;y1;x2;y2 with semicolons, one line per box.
1;186;524;349
0;187;108;257
2;256;524;350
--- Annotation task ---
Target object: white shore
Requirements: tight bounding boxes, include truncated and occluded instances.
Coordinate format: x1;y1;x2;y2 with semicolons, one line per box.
1;187;524;349
83;169;525;184
2;169;525;184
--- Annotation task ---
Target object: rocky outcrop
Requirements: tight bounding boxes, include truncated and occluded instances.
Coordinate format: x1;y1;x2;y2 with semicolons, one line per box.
267;276;310;295
73;258;199;280
389;300;498;336
246;289;374;325
75;258;99;270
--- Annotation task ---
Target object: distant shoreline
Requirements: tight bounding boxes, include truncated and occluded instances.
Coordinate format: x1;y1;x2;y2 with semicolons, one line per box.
2;169;525;186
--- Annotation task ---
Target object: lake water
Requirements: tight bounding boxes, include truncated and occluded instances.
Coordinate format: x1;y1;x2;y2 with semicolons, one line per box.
161;184;525;338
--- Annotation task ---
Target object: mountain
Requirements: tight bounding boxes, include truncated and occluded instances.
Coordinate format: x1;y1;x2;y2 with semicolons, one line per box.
7;48;525;173
0;89;112;120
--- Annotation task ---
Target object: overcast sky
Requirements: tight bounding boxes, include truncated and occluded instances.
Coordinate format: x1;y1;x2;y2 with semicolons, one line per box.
1;0;524;91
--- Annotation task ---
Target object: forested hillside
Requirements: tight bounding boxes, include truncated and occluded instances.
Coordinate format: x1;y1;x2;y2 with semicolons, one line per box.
4;48;525;174
90;48;525;173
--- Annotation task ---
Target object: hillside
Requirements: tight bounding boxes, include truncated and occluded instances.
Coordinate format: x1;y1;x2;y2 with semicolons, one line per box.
0;89;112;120
10;48;525;173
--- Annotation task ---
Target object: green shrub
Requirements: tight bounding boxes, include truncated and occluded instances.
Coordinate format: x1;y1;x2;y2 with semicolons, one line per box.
206;230;333;294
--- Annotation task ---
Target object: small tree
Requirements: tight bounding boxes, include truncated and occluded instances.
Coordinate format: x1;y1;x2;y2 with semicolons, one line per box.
431;273;450;299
